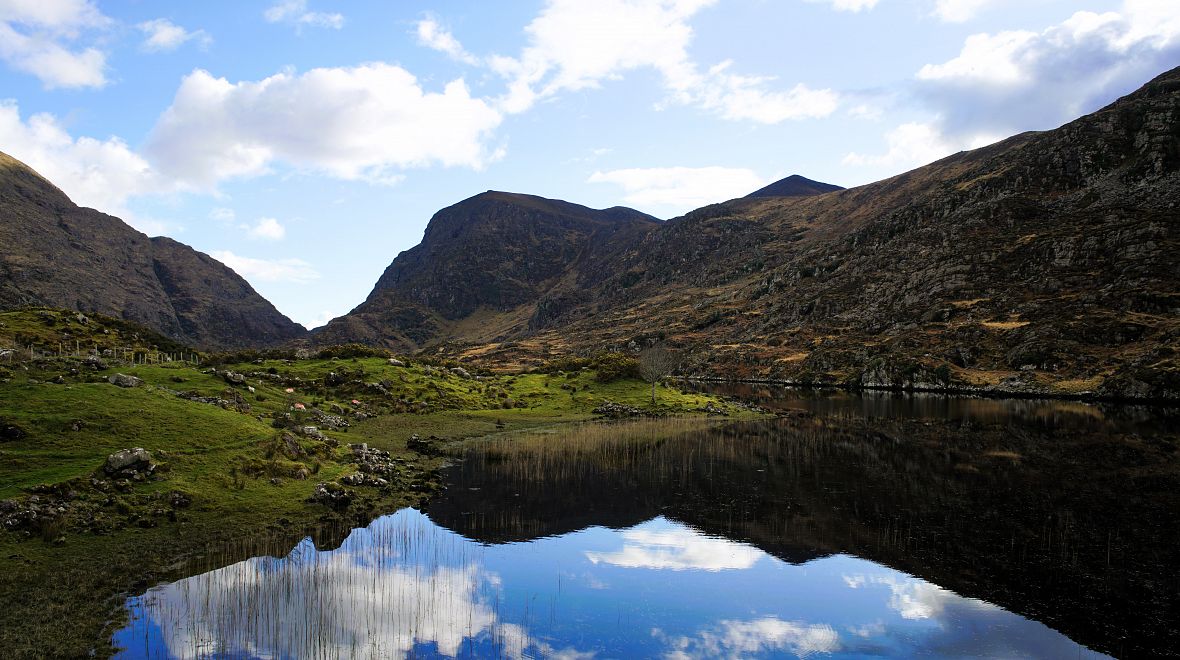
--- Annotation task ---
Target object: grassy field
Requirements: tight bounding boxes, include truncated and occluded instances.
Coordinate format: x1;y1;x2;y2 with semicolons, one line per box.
0;310;749;657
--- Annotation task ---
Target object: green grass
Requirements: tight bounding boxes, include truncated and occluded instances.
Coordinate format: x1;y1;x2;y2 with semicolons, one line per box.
0;338;751;657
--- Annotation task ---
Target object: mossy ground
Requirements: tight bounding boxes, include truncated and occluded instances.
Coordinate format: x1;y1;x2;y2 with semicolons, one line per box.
0;327;748;657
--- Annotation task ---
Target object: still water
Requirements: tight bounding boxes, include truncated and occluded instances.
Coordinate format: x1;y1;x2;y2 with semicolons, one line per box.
114;391;1179;658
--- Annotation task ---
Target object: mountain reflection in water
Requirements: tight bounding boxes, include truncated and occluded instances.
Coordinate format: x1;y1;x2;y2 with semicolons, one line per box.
115;510;1108;659
116;393;1178;658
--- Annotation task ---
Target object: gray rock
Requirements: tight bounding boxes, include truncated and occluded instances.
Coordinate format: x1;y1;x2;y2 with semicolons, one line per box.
450;367;472;379
104;447;152;474
108;373;143;388
388;358;405;367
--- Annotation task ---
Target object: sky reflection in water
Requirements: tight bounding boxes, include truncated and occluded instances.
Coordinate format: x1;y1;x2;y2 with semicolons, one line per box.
114;509;1108;659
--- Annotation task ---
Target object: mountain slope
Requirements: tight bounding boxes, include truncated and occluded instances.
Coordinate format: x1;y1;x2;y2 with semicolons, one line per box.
314;191;660;348
745;174;843;198
322;66;1180;400
0;151;306;350
521;65;1180;399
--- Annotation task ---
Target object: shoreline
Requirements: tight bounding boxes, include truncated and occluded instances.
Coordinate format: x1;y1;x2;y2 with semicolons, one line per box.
682;376;1180;407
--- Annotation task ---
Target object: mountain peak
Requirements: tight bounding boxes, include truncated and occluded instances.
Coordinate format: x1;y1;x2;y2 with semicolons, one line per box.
746;175;844;199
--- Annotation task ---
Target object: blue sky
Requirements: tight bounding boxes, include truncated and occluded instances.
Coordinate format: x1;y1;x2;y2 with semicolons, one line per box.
1;1;1177;328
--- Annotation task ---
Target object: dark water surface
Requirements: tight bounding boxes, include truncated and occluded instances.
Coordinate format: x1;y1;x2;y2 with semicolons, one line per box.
114;390;1180;658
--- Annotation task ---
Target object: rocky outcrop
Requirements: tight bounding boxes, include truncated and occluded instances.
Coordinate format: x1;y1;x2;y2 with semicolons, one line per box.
107;374;143;388
314;191;660;349
103;448;153;476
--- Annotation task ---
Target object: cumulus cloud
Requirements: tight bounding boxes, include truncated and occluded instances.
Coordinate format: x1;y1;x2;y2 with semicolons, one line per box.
145;65;504;189
209;251;319;284
245;217;285;241
479;0;839;122
806;0;880;12
125;509;587;660
589;166;766;214
416;17;480;65
656;617;841;658
843;121;958;168
847;1;1180;175
917;0;1180;140
137;19;210;52
584;522;766;571
263;0;343;30
932;0;1001;23
0;0;110;88
0;100;165;227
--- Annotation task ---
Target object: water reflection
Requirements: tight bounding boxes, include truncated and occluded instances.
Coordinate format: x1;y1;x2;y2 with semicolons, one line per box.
115;392;1179;658
115;511;1108;659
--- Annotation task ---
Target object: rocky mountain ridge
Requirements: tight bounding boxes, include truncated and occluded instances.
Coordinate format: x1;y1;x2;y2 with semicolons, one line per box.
0;151;306;350
323;66;1180;400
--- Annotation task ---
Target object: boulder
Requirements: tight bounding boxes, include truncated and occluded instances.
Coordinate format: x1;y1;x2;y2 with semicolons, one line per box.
83;355;107;370
0;420;26;441
388;358;405;367
104;448;152;475
222;371;247;385
450;367;472;379
108;373;143;388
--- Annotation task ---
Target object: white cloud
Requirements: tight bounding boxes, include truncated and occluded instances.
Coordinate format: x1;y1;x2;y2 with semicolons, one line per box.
145;65;504;189
246;217;285;241
916;0;1180;140
263;0;343;30
933;0;999;23
656;617;841;658
584;524;765;571
589;166;766;214
137;19;210;52
305;309;344;330
484;0;838;123
689;63;840;122
127;509;585;660
209;207;235;223
842;121;958;168
416;17;479;65
806;0;880;12
210;251;319;284
0;0;110;88
0;100;164;227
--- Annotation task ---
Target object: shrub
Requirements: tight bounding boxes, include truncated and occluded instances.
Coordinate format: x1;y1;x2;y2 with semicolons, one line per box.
592;352;641;382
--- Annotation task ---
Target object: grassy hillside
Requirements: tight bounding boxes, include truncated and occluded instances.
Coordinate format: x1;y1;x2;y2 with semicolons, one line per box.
0;309;747;657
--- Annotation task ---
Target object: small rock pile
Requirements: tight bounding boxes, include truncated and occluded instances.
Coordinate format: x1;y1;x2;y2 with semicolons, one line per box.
339;443;405;489
104;448;155;480
592;401;647;418
308;482;353;509
697;402;729;416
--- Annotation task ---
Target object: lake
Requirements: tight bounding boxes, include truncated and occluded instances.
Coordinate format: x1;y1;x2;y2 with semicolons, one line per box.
114;389;1180;658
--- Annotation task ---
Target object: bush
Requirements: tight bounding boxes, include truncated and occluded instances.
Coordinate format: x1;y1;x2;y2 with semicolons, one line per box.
315;344;391;360
592;352;641;382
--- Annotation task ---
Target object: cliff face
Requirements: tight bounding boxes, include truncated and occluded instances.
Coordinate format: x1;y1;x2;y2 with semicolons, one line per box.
313;191;660;349
0;151;306;350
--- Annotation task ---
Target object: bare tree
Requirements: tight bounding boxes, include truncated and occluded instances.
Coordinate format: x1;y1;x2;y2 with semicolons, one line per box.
639;344;677;404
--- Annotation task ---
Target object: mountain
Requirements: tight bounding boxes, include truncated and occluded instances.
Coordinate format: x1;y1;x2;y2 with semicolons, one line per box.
314;191;660;349
323;66;1180;400
745;174;843;198
0;151;306;350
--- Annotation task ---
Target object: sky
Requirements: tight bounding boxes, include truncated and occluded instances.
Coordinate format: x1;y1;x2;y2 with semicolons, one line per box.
0;1;1177;329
